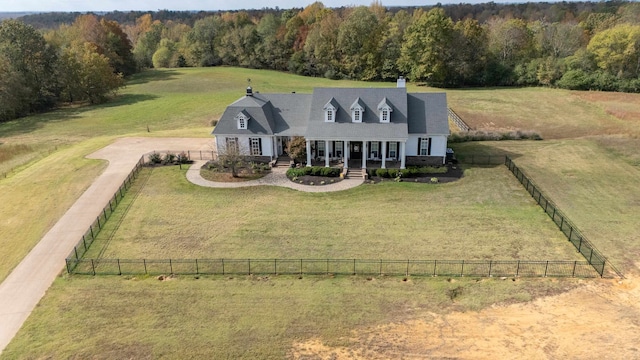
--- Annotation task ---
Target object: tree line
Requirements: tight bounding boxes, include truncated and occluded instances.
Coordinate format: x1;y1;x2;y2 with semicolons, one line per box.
2;1;640;123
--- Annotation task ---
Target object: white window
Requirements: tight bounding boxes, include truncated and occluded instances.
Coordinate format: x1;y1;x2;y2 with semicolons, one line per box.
239;117;246;129
354;109;361;122
326;110;333;122
226;137;238;152
250;138;261;155
317;141;325;157
420;138;429;156
370;142;379;158
389;142;397;158
382;110;389;122
235;112;249;129
335;141;343;158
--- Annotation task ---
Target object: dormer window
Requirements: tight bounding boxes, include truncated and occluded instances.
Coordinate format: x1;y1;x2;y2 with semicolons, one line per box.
323;98;338;122
377;97;393;123
350;98;365;123
235;111;250;129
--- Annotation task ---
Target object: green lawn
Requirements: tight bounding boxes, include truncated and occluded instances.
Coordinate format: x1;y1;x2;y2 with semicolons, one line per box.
2;67;640;358
84;165;579;261
1;275;578;360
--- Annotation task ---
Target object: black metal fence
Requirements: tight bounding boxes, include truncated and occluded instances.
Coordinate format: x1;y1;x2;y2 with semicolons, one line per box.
146;149;217;162
66;258;599;278
505;156;622;278
456;154;507;165
65;156;145;272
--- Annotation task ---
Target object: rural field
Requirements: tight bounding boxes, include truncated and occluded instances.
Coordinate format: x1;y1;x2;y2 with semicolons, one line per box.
1;67;640;358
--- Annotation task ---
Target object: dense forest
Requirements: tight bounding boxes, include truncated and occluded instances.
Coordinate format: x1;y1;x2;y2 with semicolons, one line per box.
1;1;639;123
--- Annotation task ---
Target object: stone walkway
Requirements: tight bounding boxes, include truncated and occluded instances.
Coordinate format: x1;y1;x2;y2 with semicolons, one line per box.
186;160;364;192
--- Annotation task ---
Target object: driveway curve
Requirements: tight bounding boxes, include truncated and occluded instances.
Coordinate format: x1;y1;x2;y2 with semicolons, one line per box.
186;160;364;192
0;137;213;354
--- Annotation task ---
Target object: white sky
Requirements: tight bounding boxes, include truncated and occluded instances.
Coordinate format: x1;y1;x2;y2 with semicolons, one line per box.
0;0;584;12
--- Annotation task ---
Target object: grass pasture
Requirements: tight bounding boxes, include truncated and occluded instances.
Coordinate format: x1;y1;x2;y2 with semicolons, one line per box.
3;67;640;358
83;165;579;262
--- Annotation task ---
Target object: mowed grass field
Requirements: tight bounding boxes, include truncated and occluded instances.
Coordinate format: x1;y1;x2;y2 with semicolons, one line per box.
85;165;577;261
2;67;640;358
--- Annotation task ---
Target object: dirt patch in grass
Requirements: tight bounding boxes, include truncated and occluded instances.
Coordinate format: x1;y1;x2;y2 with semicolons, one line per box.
289;276;640;359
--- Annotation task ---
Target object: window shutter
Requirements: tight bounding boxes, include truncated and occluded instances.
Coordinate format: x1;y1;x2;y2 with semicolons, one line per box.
258;138;262;155
427;138;431;156
417;138;421;155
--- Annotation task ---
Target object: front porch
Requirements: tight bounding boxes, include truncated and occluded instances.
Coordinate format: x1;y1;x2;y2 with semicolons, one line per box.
305;139;406;169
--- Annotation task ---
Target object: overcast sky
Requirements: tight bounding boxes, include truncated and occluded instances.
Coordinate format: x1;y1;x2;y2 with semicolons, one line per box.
1;0;584;12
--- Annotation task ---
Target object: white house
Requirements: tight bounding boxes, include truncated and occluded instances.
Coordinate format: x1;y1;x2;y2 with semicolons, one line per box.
212;78;450;169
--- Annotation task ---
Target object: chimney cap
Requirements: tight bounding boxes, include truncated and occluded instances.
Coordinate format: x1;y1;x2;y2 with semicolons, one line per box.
246;86;253;96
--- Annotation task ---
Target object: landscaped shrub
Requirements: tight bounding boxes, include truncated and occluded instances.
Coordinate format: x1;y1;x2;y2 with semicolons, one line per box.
376;168;388;178
448;129;542;143
287;166;340;178
387;169;398;178
148;152;162;164
163;152;177;164
177;152;189;164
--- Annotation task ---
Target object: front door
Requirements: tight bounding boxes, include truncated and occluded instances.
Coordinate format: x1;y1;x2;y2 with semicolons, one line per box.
350;141;362;160
281;137;289;155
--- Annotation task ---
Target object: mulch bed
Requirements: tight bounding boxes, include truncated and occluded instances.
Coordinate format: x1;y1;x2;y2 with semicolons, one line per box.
367;164;464;184
289;175;343;186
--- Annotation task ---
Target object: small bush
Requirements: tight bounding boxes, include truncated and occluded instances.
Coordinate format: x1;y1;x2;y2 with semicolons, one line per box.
449;129;543;143
376;168;388;178
149;152;162;164
163;153;177;164
177;152;189;164
387;169;398;178
431;177;439;183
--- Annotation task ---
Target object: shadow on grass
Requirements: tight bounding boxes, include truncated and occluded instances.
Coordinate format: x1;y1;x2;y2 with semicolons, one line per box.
125;69;179;86
450;141;525;167
0;93;158;138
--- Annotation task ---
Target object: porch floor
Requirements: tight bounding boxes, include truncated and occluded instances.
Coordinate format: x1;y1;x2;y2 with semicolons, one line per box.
308;159;401;169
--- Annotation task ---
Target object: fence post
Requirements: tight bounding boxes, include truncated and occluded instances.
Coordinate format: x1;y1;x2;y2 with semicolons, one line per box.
572;261;577;277
274;259;277;275
96;216;101;229
82;235;87;251
433;260;437;276
589;249;594;264
300;259;303;276
117;259;121;276
169;259;173;274
544;261;549;277
91;259;96;276
353;259;356;275
326;259;329;275
222;259;225;275
568;227;573;242
187;150;191;160
488;260;493;277
461;260;464;277
143;259;147;274
74;246;79;260
196;259;199;275
66;259;71;274
406;259;409;277
578;237;583;252
103;208;108;220
248;259;251;275
516;260;520;277
379;259;382;276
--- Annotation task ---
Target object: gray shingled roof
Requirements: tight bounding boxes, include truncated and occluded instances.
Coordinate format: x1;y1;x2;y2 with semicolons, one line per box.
305;88;409;141
213;88;449;138
407;93;450;135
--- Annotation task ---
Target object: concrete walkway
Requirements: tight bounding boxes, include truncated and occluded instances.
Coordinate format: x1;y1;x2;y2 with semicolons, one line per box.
186;160;364;192
0;137;213;354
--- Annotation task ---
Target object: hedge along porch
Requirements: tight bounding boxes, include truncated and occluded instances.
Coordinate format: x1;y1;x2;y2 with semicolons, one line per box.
213;78;450;168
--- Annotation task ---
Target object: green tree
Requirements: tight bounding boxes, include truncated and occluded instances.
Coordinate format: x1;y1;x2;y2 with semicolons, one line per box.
451;18;490;86
336;6;382;80
587;23;640;79
185;16;223;66
0;19;58;116
398;8;455;85
134;22;165;68
0;54;30;122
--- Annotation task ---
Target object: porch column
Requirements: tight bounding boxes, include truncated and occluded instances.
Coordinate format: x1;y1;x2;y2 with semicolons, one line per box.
381;141;387;169
400;141;406;169
343;141;348;169
324;140;330;167
306;139;311;167
362;141;367;169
